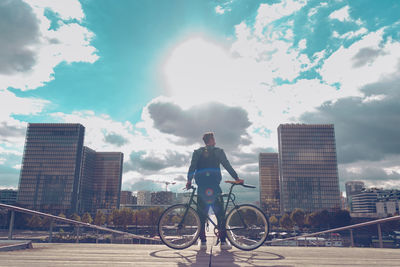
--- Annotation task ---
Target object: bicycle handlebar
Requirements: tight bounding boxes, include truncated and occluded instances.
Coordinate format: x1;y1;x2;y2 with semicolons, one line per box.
225;180;256;189
184;181;256;190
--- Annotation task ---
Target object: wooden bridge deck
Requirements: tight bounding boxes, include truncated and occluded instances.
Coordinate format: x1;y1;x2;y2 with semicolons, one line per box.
1;243;400;266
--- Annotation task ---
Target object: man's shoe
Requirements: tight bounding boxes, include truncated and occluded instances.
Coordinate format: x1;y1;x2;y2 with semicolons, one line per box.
220;241;232;250
198;240;207;250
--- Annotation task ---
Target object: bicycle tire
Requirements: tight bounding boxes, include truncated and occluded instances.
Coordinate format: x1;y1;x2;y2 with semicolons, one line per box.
158;204;201;249
225;204;269;251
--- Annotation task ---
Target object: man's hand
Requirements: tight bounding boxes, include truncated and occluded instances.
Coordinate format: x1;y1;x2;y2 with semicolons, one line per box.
186;180;192;190
235;179;244;184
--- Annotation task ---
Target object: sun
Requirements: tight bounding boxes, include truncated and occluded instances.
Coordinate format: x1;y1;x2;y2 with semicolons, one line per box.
163;37;237;105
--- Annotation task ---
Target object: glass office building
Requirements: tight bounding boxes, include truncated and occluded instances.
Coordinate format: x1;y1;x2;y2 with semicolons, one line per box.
91;152;123;211
17;123;123;215
345;181;365;211
79;148;123;213
17;123;85;215
78;146;97;213
259;153;280;215
278;124;341;213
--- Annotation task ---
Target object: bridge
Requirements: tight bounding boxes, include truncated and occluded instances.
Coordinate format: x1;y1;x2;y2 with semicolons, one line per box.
1;203;400;266
1;242;400;266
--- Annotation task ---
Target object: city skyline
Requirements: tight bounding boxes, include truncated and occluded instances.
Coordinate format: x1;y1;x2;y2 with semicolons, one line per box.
1;1;400;204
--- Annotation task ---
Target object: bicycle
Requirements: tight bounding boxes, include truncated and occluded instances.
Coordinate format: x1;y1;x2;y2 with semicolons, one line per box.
157;180;269;251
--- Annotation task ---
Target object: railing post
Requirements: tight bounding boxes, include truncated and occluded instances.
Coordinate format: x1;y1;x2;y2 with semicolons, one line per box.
377;223;383;248
75;225;80;243
349;229;354;247
8;210;15;240
49;218;54;243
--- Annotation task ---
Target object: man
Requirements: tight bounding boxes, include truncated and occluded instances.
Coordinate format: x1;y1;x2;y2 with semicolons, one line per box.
186;132;243;250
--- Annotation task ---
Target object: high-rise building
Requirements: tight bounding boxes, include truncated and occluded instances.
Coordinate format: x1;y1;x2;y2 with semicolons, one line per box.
120;191;134;205
345;181;365;211
79;148;123;213
259;153;280;215
175;192;191;204
278;124;341;213
79;146;96;213
151;191;174;205
137;191;151;205
17;123;123;215
0;189;18;205
351;189;378;213
91;152;123;211
17;123;85;215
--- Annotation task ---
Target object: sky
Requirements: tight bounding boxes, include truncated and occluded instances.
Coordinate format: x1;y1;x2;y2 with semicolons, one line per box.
1;0;400;203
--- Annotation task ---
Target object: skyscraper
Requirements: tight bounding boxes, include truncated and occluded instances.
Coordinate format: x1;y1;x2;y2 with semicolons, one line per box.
345;181;365;211
79;148;123;212
17;123;123;215
278;124;341;213
91;152;123;211
17;123;85;214
259;153;280;215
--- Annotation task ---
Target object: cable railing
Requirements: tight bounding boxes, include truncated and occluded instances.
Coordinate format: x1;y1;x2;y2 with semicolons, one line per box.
2;203;399;248
266;214;400;248
0;203;160;243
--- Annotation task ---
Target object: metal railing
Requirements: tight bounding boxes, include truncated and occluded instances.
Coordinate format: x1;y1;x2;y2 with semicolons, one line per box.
2;203;399;248
0;203;159;243
266;214;400;248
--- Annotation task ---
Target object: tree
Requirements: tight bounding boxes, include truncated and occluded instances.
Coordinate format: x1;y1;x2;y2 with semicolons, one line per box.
279;214;293;230
94;210;106;226
112;208;134;229
41;217;53;228
107;212;114;226
269;215;278;227
70;213;81;222
146;207;163;236
81;212;93;224
306;212;318;228
306;210;331;229
330;210;351;228
290;209;305;228
318;210;331;229
28;215;42;228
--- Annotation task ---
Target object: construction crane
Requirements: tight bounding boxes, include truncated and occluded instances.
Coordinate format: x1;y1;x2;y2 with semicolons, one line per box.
153;180;176;191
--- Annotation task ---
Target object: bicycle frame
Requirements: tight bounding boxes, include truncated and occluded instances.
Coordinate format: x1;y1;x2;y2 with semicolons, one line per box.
179;183;249;234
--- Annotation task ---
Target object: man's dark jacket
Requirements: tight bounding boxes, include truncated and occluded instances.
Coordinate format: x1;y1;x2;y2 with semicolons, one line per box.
187;145;238;189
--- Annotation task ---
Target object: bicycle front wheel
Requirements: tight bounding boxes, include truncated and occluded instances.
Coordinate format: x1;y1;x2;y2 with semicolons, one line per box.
225;204;269;251
158;204;201;249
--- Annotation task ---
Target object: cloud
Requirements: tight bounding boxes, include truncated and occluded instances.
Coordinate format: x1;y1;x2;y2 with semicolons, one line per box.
215;5;225;14
104;133;129;147
146;100;252;150
338;155;400;190
0;0;39;74
125;150;188;172
27;0;85;21
352;47;387;68
0;122;26;142
301;69;400;165
319;29;400;96
123;177;164;192
0;0;98;91
174;175;186;182
329;6;350;22
254;0;307;37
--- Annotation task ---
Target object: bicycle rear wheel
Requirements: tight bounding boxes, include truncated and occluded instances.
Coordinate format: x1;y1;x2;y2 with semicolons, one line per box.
225;204;269;250
158;204;201;249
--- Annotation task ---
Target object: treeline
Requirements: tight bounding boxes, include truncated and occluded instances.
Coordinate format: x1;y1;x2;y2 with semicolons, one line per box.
0;207;164;230
269;209;352;231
